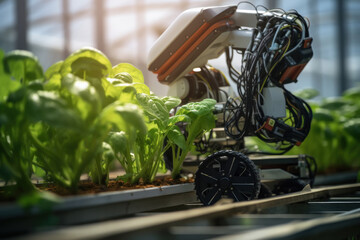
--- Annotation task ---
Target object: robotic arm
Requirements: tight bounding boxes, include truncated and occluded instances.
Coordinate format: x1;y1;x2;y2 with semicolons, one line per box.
147;5;254;85
148;4;313;151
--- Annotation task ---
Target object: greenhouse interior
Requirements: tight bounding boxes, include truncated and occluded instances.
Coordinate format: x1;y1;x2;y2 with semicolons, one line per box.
0;0;360;239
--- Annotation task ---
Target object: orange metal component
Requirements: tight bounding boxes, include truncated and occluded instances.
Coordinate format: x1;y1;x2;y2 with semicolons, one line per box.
153;22;210;74
303;37;313;49
158;19;233;82
279;63;307;84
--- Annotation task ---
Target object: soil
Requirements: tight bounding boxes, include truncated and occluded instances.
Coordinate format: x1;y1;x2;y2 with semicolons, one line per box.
0;175;194;202
39;175;194;197
0;174;194;202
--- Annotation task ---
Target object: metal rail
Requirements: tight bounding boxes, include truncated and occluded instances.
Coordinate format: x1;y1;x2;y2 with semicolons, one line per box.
16;183;360;240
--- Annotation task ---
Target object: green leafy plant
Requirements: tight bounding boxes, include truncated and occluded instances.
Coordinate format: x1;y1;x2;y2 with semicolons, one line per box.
0;49;44;194
166;98;217;178
289;88;360;173
134;93;182;182
0;46;218;198
32;48;149;191
0;47;150;194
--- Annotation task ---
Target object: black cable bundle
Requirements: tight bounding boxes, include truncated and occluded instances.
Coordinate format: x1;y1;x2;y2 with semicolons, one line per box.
224;5;313;153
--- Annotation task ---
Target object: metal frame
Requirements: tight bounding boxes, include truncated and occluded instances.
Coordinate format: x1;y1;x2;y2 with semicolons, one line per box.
14;183;360;240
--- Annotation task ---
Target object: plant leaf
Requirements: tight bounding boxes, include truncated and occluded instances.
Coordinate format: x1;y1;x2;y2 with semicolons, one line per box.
62;74;100;105
45;61;63;80
25;91;83;130
161;96;181;111
113;72;133;83
344;118;360;139
136;93;169;127
99;103;147;136
0;50;22;101
293;88;319;100
320;98;350;111
168;114;191;126
132;83;150;95
111;63;144;83
313;108;334;122
343;86;360;100
108;131;127;155
176;98;216;139
101;142;115;164
60;47;112;80
167;125;186;150
3;50;44;84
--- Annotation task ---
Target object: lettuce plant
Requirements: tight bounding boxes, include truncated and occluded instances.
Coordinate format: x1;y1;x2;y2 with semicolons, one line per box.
0;46;218;196
0;50;44;194
134;93;182;182
32;48;149;190
296;88;360;172
0;47;150;193
166;99;217;178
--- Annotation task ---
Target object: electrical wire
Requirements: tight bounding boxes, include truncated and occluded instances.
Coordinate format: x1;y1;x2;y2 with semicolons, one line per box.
224;3;313;153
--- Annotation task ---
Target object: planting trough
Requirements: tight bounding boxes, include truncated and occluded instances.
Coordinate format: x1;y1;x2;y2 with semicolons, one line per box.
0;182;197;237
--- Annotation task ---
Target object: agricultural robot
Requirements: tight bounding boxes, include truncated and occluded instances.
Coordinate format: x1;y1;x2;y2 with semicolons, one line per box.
148;4;316;205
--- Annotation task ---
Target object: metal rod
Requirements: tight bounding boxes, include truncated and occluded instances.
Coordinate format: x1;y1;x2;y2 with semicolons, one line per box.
62;0;70;58
136;0;145;67
94;0;106;54
15;0;28;50
337;0;348;94
311;0;323;95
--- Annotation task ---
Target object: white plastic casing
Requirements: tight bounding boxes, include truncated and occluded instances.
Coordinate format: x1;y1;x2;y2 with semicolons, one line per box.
260;87;286;118
147;8;201;69
167;77;190;99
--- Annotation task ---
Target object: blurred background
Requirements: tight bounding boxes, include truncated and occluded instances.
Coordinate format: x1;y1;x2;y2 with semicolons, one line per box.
0;0;359;97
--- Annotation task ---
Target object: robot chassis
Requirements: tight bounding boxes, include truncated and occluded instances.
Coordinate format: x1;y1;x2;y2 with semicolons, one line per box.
148;4;316;205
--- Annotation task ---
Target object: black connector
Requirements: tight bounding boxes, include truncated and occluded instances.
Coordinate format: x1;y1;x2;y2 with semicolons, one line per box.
272;37;313;84
263;117;306;146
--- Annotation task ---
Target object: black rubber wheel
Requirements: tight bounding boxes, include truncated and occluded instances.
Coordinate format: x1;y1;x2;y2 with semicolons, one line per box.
195;150;261;206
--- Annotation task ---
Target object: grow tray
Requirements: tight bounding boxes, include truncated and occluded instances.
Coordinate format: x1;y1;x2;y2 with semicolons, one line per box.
0;181;197;237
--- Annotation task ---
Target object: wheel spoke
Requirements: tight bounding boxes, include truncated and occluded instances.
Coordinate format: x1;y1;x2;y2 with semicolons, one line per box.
195;150;261;205
203;187;222;205
196;178;215;190
199;167;222;183
224;156;239;176
228;186;248;201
